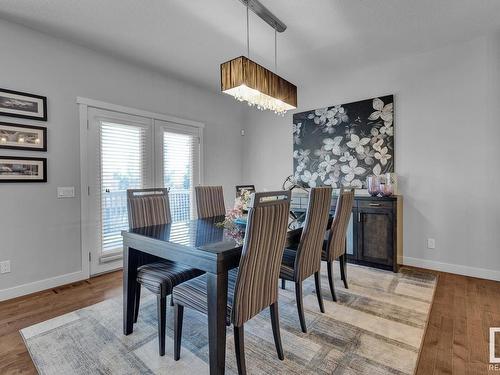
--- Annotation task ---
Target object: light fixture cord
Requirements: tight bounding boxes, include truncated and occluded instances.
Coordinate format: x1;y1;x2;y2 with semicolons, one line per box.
246;2;250;58
274;28;277;72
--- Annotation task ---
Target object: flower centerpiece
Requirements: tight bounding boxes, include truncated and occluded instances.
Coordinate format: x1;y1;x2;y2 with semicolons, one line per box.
216;190;252;245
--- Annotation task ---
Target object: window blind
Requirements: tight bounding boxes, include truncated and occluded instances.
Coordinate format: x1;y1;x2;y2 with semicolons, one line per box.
162;131;197;221
99;121;149;255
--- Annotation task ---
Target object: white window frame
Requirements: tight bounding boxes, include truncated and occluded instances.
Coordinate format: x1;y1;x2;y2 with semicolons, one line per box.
78;97;204;277
154;119;203;220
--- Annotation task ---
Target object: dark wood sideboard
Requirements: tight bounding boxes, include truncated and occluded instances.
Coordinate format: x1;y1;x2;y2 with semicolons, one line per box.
291;194;403;272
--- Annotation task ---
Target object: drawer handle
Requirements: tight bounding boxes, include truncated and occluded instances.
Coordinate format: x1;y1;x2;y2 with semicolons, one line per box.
368;203;381;206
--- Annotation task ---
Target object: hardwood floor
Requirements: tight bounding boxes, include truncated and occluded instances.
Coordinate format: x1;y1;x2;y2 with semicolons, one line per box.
0;268;499;374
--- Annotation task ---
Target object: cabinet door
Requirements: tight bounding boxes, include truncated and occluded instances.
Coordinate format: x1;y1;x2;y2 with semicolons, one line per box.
357;208;394;266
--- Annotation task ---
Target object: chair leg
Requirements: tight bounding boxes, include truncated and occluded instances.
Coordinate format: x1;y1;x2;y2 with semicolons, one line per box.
157;295;166;356
295;281;307;333
234;325;247;375
327;261;337;302
133;283;141;323
314;272;325;313
174;304;184;361
339;254;349;289
269;302;284;360
281;279;286;290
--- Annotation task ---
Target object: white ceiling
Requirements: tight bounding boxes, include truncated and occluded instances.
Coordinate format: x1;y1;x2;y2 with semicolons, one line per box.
1;0;500;92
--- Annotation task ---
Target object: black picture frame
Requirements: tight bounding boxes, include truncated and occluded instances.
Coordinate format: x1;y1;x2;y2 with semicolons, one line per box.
0;156;47;183
0;88;48;121
0;122;47;151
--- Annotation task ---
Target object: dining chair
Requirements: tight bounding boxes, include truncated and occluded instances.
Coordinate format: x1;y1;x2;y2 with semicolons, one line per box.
322;188;355;301
172;191;291;374
235;184;255;197
279;187;332;333
127;188;204;356
195;185;226;218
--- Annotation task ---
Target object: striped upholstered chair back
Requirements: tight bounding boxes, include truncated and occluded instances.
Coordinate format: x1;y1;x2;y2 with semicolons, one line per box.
195;185;226;218
325;188;355;261
294;187;332;281
231;191;291;327
127;188;172;229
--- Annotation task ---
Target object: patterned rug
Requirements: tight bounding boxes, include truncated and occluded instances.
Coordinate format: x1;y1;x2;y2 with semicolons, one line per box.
21;263;437;375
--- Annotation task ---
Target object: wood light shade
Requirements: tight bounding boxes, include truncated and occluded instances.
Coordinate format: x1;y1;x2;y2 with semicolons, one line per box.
221;56;297;113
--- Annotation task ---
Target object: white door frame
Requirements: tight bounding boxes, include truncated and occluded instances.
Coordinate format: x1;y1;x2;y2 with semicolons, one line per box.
78;97;204;277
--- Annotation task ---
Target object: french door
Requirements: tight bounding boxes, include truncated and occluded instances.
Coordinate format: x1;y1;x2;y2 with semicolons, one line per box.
86;109;201;275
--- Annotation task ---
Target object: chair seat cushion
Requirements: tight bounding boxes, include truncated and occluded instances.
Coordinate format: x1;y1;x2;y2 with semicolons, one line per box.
172;269;239;324
137;261;204;297
279;248;297;281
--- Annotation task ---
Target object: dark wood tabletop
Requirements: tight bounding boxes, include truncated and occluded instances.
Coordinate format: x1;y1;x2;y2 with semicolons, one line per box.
121;214;304;375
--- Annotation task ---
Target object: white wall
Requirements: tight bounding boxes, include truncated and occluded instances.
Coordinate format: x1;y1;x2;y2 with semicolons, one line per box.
243;34;500;280
0;19;244;298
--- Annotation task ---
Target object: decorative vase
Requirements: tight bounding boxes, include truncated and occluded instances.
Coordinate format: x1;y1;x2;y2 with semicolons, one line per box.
367;175;380;197
385;173;398;195
380;180;393;196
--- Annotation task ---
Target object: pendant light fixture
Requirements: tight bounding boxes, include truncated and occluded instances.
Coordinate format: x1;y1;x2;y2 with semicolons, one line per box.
221;0;297;116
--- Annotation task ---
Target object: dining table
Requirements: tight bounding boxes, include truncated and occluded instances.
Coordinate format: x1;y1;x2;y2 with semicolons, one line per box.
121;214;305;375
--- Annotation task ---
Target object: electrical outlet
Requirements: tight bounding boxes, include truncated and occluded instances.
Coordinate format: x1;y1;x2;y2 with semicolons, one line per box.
0;260;11;274
427;238;436;249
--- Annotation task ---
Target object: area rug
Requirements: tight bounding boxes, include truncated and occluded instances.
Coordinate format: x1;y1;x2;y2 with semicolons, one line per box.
21;263;437;375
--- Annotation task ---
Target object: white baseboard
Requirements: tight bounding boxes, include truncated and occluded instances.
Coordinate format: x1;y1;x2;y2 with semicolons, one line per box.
402;256;500;281
0;270;88;302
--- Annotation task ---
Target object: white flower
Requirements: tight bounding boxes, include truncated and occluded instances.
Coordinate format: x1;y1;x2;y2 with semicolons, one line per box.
357;146;375;165
341;158;366;182
317;165;328;181
293;122;302;135
373;163;382;176
333;105;349;123
300;170;319;187
372;139;384;152
293;122;302;144
343;179;363;188
324;172;340;188
380;124;393;136
368;98;393;126
322;136;343;155
318;154;337;173
339;151;353;163
322;118;339;134
314;147;330;160
308;108;335;125
374;147;392;166
293;149;310;163
347;134;370;154
296;162;305;173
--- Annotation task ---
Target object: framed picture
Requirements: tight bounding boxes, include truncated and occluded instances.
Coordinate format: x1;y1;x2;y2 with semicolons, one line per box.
293;95;394;189
0;122;47;151
0;88;47;121
0;156;47;182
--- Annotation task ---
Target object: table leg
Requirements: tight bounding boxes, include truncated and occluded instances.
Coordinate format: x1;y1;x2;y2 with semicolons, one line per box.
123;246;138;335
206;271;228;375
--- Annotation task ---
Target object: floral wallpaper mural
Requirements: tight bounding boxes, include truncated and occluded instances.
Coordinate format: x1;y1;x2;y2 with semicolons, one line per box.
292;95;394;188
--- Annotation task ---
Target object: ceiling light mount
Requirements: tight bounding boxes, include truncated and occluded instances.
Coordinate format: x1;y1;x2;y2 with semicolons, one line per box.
237;0;287;33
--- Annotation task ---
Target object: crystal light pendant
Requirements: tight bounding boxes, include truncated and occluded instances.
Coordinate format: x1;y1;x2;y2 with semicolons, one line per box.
221;1;297;116
221;57;296;116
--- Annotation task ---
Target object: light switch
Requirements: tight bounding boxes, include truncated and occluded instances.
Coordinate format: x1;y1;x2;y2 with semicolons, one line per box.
57;186;75;198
